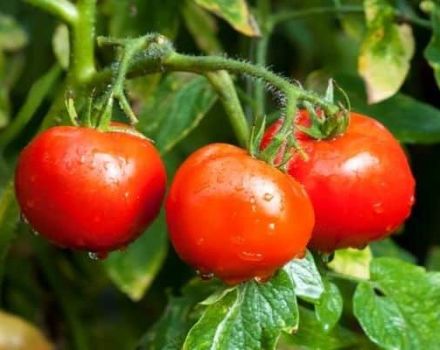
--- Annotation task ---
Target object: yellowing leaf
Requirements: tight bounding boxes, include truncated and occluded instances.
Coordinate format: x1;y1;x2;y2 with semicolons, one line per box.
328;247;372;280
358;0;415;103
0;311;53;350
193;0;260;37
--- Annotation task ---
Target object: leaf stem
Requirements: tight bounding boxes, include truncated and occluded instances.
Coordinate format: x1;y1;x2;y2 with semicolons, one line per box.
205;71;249;147
24;0;78;25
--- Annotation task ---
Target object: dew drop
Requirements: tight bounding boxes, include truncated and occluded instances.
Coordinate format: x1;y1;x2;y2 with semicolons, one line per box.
268;223;276;231
263;193;274;201
88;251;109;260
249;196;256;204
20;213;29;225
385;225;394;233
31;229;40;237
196;270;214;280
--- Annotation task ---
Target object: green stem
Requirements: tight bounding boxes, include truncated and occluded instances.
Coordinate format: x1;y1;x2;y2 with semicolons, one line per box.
205;71;250;147
254;36;269;118
24;0;78;25
71;0;97;83
254;0;272;118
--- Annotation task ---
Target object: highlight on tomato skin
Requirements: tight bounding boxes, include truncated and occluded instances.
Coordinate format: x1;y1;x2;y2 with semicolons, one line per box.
262;111;416;252
165;143;315;285
14;125;167;254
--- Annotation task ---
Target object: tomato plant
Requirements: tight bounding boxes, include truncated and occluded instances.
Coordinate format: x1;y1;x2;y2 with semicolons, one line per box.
15;126;166;253
166;143;314;284
0;0;440;349
262;111;415;252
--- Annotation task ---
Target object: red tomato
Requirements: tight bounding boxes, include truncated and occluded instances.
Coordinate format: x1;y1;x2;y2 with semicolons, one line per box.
15;126;166;253
262;111;415;252
166;143;314;285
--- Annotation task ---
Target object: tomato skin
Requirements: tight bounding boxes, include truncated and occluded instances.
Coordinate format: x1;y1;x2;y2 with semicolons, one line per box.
165;143;314;285
15;126;166;252
262;112;415;252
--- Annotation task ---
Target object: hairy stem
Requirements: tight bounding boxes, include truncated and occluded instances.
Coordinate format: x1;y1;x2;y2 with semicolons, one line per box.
205;71;250;147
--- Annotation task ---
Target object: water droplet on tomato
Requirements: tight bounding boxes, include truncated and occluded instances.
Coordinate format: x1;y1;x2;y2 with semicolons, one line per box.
239;251;263;262
26;200;35;209
385;225;394;233
268;223;276;232
263;193;273;201
88;251;109;260
373;202;384;214
196;270;214;280
31;229;40;237
254;274;271;283
249;196;256;204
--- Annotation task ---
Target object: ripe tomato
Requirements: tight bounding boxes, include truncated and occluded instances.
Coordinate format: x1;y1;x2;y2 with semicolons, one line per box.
262;111;415;252
15;126;166;253
166;143;314;285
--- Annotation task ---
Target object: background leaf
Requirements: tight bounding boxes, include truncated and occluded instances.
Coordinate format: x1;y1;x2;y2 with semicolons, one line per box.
103;212;168;301
0;310;53;350
328;247;372;280
192;0;260;37
358;0;414;103
425;3;440;88
137;73;218;154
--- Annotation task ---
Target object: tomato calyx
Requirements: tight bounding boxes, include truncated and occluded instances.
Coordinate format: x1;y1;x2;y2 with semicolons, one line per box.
250;80;350;170
297;80;350;141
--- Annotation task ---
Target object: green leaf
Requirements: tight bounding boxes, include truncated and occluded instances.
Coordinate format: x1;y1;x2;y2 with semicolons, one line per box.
182;1;222;54
192;0;260;37
370;238;415;263
0;182;20;283
183;269;298;350
354;282;409;350
0;13;28;51
426;246;440;271
335;74;440;144
138;73;217;154
425;3;440;88
328;247;372;280
0;64;62;149
138;279;230;350
284;251;324;302
315;281;343;332
52;24;69;69
353;258;440;349
359;0;414;103
279;307;361;350
103;211;168;301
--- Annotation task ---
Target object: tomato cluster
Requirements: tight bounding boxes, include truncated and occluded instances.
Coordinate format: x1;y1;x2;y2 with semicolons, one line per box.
15;110;415;284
